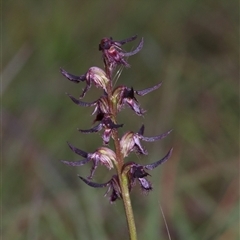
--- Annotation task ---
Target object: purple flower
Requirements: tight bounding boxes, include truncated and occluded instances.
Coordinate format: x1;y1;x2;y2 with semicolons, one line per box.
99;36;144;73
123;148;173;193
61;142;116;179
112;82;162;116
78;114;123;145
120;125;172;157
60;67;110;98
66;93;110;117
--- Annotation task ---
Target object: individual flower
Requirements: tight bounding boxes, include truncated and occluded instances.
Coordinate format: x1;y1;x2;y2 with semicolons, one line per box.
78;114;123;145
99;35;144;73
65;93;123;144
78;174;122;203
112;82;162;116
120;124;172;158
60;66;110;98
122;148;173;193
61;142;116;179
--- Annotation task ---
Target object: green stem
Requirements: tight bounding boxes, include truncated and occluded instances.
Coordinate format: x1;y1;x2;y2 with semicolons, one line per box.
119;168;138;240
106;71;138;240
113;131;137;240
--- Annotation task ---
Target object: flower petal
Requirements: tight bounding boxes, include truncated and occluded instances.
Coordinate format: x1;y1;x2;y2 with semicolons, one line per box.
61;158;90;166
135;82;162;96
124;98;146;116
67;142;89;158
123;38;144;57
80;83;91;98
78;175;110;188
131;165;149;178
144;148;173;170
78;123;103;133
133;135;148;155
138;178;152;191
138;124;145;135
60;68;86;83
141;129;173;142
66;93;97;107
115;35;137;45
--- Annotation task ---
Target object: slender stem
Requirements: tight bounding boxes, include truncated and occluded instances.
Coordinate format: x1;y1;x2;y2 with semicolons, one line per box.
118;160;137;240
112;130;137;240
106;70;138;240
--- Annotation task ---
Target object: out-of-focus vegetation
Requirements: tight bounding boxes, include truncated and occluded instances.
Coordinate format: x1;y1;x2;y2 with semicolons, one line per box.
3;1;239;239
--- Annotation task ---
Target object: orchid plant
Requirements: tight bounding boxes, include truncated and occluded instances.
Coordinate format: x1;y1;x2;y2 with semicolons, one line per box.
61;35;173;240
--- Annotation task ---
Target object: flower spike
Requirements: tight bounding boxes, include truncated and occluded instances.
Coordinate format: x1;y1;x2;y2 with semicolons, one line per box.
61;35;173;210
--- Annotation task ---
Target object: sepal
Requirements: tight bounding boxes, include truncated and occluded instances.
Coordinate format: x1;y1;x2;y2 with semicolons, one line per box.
122;148;173;193
78;175;122;203
61;67;110;98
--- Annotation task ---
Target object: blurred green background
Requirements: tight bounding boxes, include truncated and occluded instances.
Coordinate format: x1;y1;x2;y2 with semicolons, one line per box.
3;0;239;239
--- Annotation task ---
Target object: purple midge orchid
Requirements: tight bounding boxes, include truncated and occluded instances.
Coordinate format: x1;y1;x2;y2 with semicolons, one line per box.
61;34;172;196
61;35;173;239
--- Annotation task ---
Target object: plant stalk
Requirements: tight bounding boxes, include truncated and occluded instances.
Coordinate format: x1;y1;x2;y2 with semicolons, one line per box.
107;71;138;240
113;130;137;240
